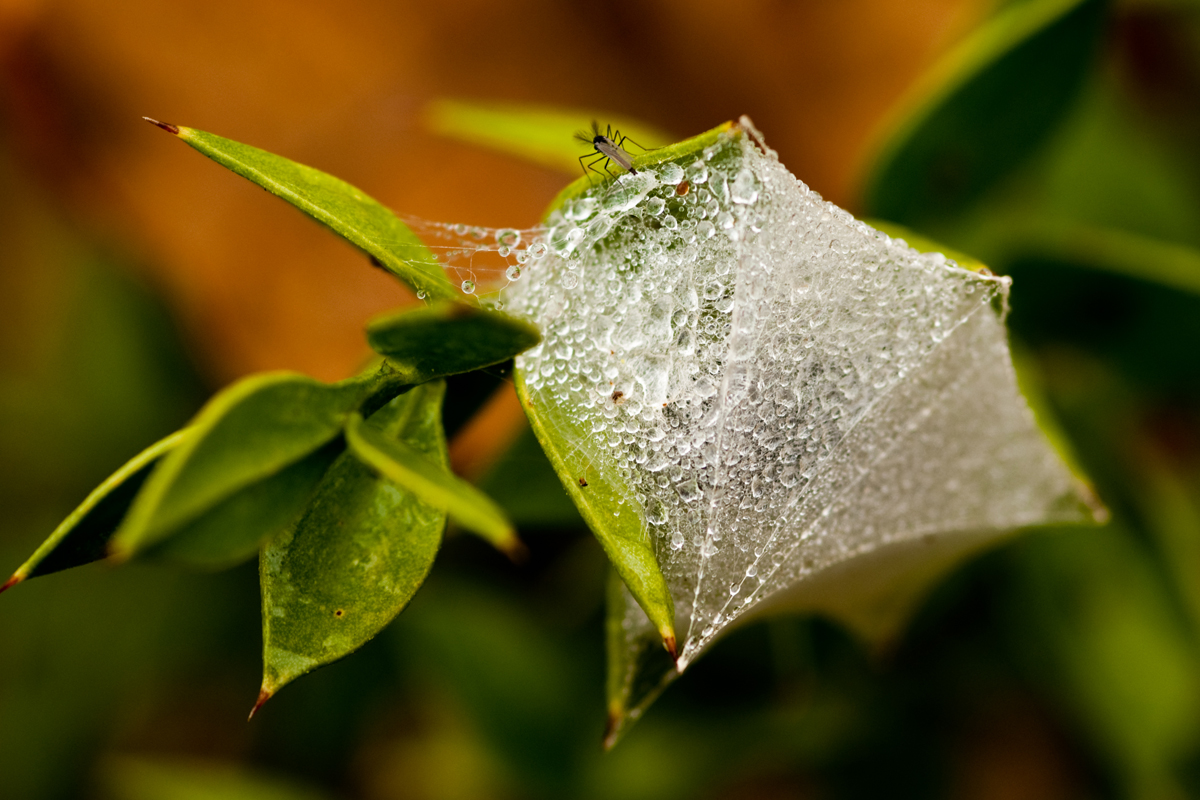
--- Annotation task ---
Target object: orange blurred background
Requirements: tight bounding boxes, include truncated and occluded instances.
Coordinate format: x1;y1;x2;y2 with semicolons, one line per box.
0;0;985;384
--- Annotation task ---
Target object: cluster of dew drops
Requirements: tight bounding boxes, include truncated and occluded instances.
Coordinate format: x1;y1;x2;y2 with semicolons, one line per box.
502;132;768;575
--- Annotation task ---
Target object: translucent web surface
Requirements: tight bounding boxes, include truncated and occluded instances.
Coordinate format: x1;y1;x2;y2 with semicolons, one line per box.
494;120;1091;716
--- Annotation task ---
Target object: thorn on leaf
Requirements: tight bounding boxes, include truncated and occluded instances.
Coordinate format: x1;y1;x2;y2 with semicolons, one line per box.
142;116;180;135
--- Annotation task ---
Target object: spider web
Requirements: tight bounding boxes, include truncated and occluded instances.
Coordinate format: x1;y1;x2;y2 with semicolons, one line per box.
453;119;1097;718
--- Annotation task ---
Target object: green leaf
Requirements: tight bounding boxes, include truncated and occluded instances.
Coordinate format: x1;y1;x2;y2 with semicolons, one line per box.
148;438;343;570
147;119;459;303
515;370;676;657
345;411;519;557
862;0;1109;225
99;756;331;800
257;381;449;705
603;568;675;750
110;364;406;560
424;99;673;176
366;302;541;384
477;428;583;528
865;219;992;273
1;430;187;592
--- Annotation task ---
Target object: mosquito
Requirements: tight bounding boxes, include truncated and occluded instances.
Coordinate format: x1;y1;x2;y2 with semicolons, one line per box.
575;120;645;182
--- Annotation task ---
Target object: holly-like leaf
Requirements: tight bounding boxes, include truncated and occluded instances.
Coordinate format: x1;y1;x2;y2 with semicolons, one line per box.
366;302;541;385
110;364;406;561
144;118;459;302
1;430;187;593
862;0;1109;225
345;411;520;557
256;381;449;709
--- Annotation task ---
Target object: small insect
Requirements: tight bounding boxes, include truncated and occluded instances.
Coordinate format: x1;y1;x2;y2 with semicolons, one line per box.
611;390;625;405
675;180;690;196
578;477;589;487
575;120;644;182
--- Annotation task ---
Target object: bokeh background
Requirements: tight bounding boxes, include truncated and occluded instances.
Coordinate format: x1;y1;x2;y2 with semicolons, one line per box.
2;0;1199;797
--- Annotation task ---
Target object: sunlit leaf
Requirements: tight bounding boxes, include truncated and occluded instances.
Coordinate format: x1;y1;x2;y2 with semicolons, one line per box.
110;364;406;560
146;119;459;302
1;430;187;592
366;302;541;384
424;99;673;177
257;381;448;706
862;0;1109;224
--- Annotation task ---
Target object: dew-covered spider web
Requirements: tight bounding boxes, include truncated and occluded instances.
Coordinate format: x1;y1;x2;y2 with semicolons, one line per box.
408;118;1097;723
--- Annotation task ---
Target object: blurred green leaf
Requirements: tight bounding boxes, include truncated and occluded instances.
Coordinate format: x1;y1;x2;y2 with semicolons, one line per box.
603;568;676;750
155;121;459;303
424;99;673;177
865;219;991;273
258;382;448;702
3;430;186;590
1136;456;1200;638
1005;526;1200;794
99;756;331;800
395;577;587;790
477;428;583;528
973;215;1200;298
863;0;1109;224
345;410;520;557
111;364;406;560
366;302;541;384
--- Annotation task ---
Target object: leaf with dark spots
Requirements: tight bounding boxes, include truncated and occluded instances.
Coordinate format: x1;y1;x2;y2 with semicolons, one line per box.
257;381;449;705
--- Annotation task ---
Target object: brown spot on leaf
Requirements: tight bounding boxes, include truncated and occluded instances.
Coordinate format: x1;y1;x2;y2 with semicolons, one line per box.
334;609;345;617
675;180;690;196
578;477;588;487
611;390;624;405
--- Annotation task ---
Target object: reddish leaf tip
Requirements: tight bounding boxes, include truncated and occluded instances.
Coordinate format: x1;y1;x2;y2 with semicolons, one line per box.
602;710;622;750
663;633;678;661
247;688;272;720
142;116;179;135
0;574;21;595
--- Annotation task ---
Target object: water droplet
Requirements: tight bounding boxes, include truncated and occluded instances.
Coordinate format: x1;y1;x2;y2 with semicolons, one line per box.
461;279;476;294
658;162;685;185
646;498;668;525
506;265;522;281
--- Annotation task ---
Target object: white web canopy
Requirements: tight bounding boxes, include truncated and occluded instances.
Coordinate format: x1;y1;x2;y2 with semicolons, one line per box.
499;118;1097;721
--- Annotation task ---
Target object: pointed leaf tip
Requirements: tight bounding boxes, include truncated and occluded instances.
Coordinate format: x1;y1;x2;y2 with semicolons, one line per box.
0;575;21;595
663;632;677;662
247;688;272;720
603;711;621;750
501;536;529;565
142;116;179;135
